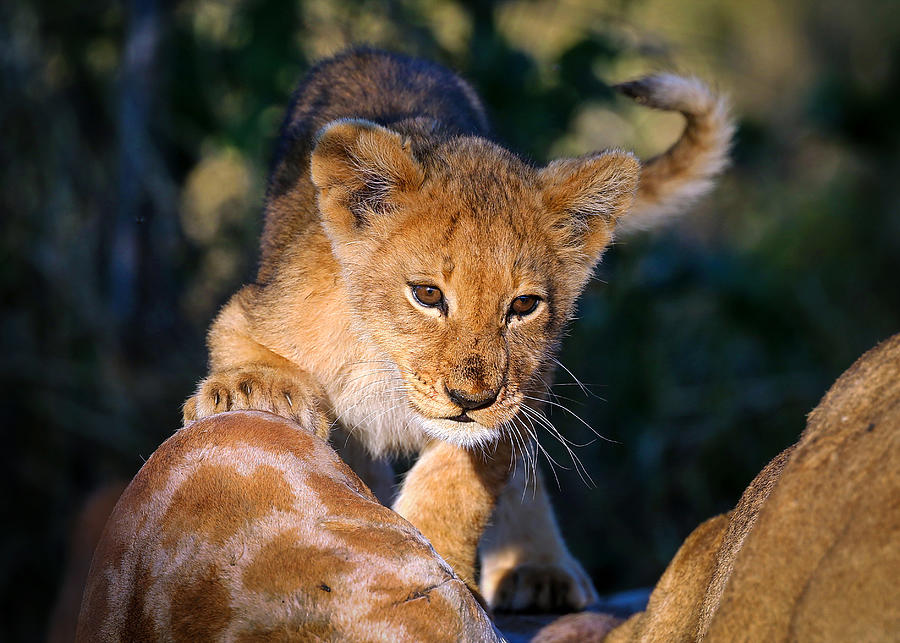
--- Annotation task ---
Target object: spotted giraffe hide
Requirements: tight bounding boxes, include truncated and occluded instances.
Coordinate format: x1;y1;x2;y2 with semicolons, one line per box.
76;410;501;642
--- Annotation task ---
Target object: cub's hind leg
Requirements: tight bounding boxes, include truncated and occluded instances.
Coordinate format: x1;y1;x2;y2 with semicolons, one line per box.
479;464;598;612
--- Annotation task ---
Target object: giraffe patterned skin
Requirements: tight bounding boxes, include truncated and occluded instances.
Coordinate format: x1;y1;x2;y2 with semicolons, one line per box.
77;410;501;642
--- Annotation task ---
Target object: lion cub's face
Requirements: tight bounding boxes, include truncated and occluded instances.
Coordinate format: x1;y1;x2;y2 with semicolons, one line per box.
311;120;638;447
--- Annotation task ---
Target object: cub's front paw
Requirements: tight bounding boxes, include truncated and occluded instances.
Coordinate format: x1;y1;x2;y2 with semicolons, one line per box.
183;365;330;437
481;555;598;613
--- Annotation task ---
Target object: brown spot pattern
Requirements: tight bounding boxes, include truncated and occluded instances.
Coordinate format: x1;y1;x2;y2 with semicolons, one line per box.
322;517;429;559
170;564;232;640
161;462;295;546
242;529;352;598
305;471;396;526
234;618;338;642
368;570;413;599
120;562;156;641
371;580;460;641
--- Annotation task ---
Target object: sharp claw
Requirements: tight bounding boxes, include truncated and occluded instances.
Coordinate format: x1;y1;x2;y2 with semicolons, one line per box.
284;392;293;408
214;392;220;406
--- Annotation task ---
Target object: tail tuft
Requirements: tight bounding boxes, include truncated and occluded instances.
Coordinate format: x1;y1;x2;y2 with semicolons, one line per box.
613;74;735;234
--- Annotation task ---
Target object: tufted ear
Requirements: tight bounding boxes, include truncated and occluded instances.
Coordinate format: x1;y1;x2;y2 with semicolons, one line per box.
539;151;640;260
310;119;425;242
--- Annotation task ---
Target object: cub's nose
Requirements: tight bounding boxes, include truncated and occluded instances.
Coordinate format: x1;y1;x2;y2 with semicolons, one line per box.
446;387;498;411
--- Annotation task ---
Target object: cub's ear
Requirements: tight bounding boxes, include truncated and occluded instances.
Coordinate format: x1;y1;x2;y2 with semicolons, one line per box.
539;151;640;260
310;119;424;240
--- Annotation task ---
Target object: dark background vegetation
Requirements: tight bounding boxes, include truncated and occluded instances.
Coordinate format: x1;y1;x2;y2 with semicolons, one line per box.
3;0;898;638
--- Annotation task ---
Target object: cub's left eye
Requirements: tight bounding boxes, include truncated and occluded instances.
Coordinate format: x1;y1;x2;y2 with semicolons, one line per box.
510;295;541;317
411;284;444;308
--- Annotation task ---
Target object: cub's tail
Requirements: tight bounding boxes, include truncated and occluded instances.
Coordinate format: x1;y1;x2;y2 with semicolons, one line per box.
614;74;734;234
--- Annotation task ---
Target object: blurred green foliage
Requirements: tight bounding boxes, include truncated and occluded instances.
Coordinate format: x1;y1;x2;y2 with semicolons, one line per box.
2;0;898;638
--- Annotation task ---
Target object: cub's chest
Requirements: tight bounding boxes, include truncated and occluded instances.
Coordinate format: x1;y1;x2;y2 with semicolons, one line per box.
329;364;429;457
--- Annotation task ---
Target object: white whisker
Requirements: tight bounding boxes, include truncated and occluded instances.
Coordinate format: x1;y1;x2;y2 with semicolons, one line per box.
549;356;590;397
520;404;595;488
522;394;617;445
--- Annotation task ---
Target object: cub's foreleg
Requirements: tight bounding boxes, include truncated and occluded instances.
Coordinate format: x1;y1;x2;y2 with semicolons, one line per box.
393;438;513;596
479;464;598;612
183;363;331;438
183;288;332;439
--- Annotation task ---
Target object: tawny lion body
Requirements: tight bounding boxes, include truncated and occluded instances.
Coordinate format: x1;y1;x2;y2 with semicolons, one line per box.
181;48;733;610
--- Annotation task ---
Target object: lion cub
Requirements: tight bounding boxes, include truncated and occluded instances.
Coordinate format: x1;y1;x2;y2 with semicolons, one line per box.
184;48;732;611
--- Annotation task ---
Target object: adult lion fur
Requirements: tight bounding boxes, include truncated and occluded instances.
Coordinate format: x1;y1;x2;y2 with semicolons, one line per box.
540;332;900;642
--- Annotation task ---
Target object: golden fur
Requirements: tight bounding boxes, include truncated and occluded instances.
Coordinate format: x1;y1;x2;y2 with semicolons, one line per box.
182;48;733;610
604;332;900;642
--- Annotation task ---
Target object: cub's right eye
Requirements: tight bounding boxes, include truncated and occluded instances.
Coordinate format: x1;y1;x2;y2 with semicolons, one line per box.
411;285;444;308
